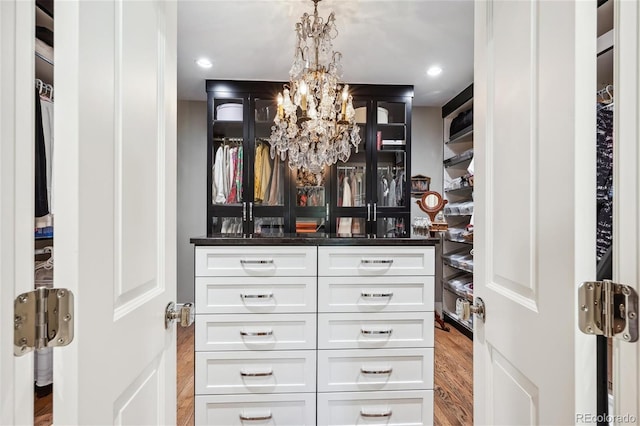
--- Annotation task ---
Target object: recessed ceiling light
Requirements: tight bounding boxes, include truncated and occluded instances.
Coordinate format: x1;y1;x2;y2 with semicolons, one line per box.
427;66;443;77
196;58;212;69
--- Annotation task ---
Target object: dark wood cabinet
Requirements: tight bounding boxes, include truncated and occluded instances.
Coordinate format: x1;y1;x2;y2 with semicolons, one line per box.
206;80;413;237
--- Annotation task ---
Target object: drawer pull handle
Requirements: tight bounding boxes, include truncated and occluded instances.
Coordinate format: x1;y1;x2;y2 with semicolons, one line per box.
360;367;393;375
361;291;394;298
239;412;272;421
240;329;273;337
361;259;394;265
240;259;275;265
360;409;392;418
240;369;273;377
241;293;274;299
360;328;393;335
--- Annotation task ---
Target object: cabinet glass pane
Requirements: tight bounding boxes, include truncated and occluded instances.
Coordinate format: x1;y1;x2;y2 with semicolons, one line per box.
378;101;405;124
212;217;243;235
254;98;284;206
337;165;366;208
212;98;244;206
376;151;407;207
296;217;326;235
376;217;407;238
295;167;327;207
253;217;284;236
336;217;366;236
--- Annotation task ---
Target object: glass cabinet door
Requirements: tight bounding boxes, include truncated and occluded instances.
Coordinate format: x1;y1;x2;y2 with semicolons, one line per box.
293;167;329;236
210;97;246;235
251;97;286;236
374;101;408;210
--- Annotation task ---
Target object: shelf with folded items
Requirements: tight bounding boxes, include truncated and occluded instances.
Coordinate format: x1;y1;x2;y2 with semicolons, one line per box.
444;185;473;195
443;272;473;302
445;126;473;145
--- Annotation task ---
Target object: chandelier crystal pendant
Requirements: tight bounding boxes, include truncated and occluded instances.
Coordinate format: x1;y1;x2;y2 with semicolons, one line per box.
269;0;361;183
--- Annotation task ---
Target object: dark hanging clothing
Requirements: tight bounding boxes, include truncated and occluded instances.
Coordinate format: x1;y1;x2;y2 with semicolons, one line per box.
35;90;49;217
596;104;613;261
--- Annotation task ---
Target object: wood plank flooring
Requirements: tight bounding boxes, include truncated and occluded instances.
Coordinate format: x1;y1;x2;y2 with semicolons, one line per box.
36;322;471;426
434;324;474;426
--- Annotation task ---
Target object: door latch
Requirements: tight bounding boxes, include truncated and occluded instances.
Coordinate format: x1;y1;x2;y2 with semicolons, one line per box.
578;280;638;342
165;302;195;329
14;288;74;356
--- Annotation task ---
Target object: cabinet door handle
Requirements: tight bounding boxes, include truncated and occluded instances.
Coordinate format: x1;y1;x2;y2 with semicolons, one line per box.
361;259;394;265
360;409;392;418
242;202;247;221
240;259;275;265
240;369;273;377
373;202;377;221
249;201;253;221
241;292;274;299
326;203;330;222
240;329;273;337
361;291;393;298
360;328;393;335
360;366;393;375
239;412;272;421
367;203;371;221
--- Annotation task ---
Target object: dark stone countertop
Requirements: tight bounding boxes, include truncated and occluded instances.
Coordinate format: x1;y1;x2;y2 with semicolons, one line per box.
190;233;440;246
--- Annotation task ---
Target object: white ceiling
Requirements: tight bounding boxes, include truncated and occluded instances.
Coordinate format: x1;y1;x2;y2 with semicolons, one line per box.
178;0;474;107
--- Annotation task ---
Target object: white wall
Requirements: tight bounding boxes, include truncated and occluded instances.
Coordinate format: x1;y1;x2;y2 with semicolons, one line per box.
177;100;207;303
411;106;444;220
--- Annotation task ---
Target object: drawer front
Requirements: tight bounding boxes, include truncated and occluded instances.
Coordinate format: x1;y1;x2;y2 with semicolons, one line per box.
195;276;316;314
195;350;316;395
195;393;316;426
316;390;434;426
318;312;434;349
195;314;316;351
318;246;435;276
195;246;317;277
318;276;434;313
317;348;434;392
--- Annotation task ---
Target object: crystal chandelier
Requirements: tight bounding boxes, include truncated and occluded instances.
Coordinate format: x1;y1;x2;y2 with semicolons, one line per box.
269;0;361;182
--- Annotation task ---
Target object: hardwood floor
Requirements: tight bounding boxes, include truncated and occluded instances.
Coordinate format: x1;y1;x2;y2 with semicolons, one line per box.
36;323;470;426
434;323;474;426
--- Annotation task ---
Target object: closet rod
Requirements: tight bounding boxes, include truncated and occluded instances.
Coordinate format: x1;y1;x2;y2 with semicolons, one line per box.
35;51;53;66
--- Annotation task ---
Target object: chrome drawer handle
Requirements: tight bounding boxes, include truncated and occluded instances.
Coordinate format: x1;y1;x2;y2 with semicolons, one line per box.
361;291;393;298
361;259;394;265
360;409;392;418
240;369;273;377
241;293;274;299
240;259;275;265
360;367;393;375
360;328;393;335
240;329;273;337
239;412;272;421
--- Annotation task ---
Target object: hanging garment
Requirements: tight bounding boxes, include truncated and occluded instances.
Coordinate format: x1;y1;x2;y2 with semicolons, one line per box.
226;147;238;203
223;145;231;201
213;146;227;204
388;177;397;207
338;179;353;234
40;97;54;214
596;103;614;261
260;145;273;202
254;143;264;201
267;155;283;206
35;91;49;217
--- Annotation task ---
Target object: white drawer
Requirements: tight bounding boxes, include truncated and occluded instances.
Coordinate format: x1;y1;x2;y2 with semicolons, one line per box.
318;275;434;313
318;246;435;276
195;276;316;314
195;393;316;426
317;348;434;392
195;350;316;395
318;312;434;349
316;390;434;426
195;314;316;351
195;246;317;277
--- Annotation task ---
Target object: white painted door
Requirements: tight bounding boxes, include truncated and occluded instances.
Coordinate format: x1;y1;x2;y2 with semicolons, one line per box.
0;1;36;424
613;0;640;422
474;1;598;423
53;1;178;424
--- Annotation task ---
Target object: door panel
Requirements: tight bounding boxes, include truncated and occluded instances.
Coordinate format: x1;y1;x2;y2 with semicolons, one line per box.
474;0;596;423
54;1;177;423
614;0;640;419
0;1;36;424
